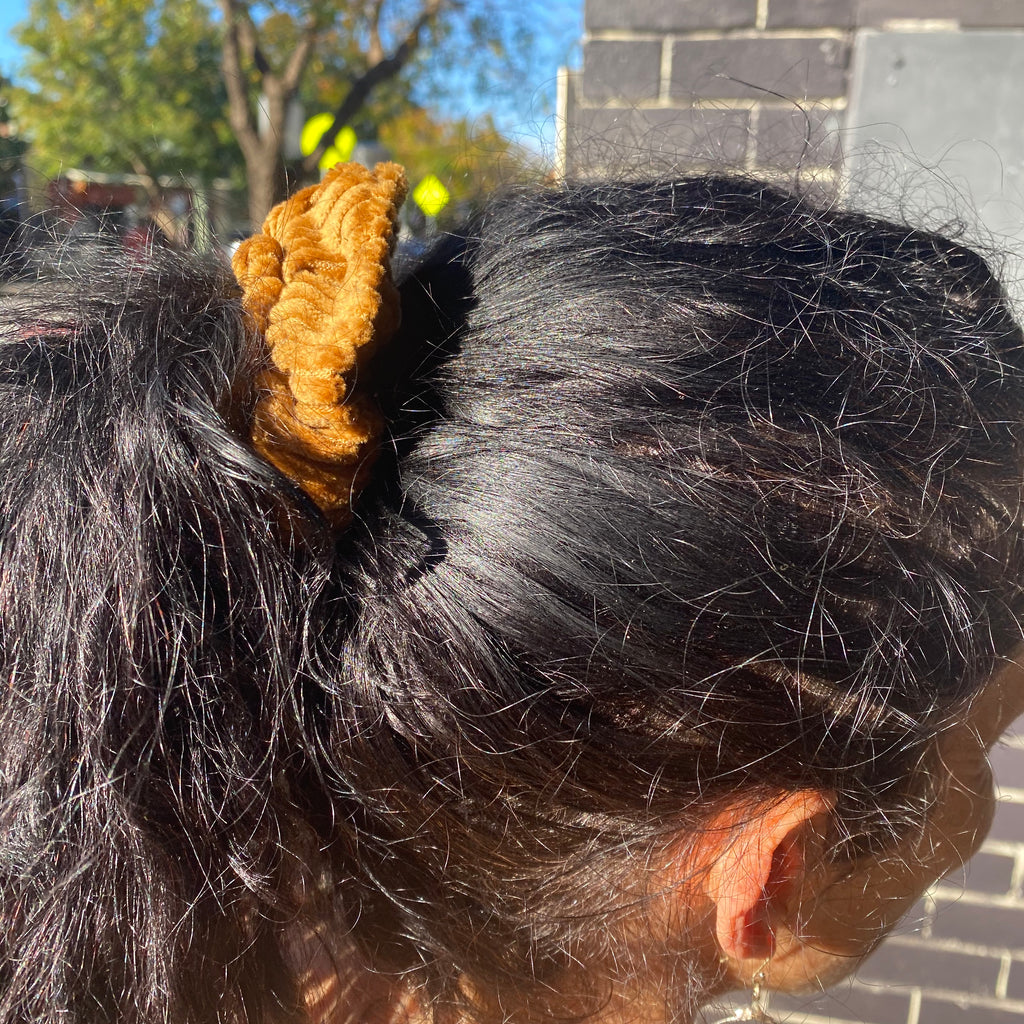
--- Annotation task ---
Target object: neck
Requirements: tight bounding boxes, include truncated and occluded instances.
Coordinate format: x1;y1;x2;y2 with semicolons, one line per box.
285;925;721;1024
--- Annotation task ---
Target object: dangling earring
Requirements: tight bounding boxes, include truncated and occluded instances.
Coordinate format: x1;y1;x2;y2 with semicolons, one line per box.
710;965;779;1023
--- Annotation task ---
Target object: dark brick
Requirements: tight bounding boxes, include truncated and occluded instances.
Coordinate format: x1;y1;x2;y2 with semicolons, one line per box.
586;0;756;31
564;107;751;176
990;741;1024;790
918;997;1024;1023
941;851;1016;898
772;980;912;1024
985;798;1024;843
1003;957;1024;1001
930;899;1024;952
670;37;849;101
856;0;1024;27
767;0;856;28
858;942;1001;997
582;40;663;104
754;104;843;169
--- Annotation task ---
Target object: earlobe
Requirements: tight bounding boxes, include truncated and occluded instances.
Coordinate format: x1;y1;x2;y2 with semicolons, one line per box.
704;790;835;962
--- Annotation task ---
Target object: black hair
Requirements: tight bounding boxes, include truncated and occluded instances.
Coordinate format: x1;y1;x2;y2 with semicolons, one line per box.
2;175;1024;1024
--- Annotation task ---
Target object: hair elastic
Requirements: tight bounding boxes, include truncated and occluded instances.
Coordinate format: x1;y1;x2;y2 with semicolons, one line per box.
232;161;408;526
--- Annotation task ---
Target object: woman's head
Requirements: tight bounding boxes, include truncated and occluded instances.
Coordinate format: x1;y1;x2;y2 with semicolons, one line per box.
342;175;1024;1011
1;173;1023;1024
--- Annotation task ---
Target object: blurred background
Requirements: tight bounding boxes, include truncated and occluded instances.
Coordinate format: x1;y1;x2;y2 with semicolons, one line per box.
2;0;1023;295
3;1;1024;1021
0;0;582;270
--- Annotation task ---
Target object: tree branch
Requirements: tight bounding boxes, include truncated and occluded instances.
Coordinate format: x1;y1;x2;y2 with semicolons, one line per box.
235;2;271;77
301;0;449;174
218;0;260;160
281;16;318;94
367;0;385;66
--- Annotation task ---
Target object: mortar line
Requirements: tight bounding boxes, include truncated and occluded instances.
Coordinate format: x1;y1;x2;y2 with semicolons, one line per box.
906;987;922;1024
997;954;1013;999
659;37;673;103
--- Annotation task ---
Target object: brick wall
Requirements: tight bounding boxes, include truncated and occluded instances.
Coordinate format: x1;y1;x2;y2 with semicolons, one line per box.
559;0;1024;180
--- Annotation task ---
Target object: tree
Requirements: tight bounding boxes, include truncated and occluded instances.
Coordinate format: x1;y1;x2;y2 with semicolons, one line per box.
380;106;538;224
0;77;29;197
219;0;539;225
13;0;242;190
13;0;545;228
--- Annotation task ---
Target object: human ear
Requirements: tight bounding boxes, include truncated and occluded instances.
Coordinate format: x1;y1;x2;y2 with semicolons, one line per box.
703;791;835;962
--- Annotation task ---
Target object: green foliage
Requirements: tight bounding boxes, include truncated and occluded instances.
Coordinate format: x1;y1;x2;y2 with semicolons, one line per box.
11;0;558;220
379;106;539;223
0;77;29;195
12;0;242;183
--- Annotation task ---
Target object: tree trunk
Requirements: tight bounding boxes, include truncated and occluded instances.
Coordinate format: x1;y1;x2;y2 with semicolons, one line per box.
218;0;439;225
246;147;280;228
219;0;301;227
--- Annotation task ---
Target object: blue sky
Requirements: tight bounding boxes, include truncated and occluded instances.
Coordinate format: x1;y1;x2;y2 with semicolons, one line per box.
0;3;23;76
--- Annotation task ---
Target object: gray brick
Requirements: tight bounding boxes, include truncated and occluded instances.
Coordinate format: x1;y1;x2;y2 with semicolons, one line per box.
670;37;849;101
941;851;1016;898
990;740;1024;789
767;0;856;27
918;998;1024;1023
856;0;1024;27
582;39;663;104
564;107;751;176
858;942;1001;997
586;0;757;31
754;104;843;170
931;899;1024;952
772;980;913;1024
986;798;1024;843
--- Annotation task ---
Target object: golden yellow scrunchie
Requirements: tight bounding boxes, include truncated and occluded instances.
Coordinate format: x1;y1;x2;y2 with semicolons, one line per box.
232;161;408;526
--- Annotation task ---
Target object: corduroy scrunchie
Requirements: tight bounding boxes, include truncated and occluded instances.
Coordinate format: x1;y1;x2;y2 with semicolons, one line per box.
232;161;408;526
